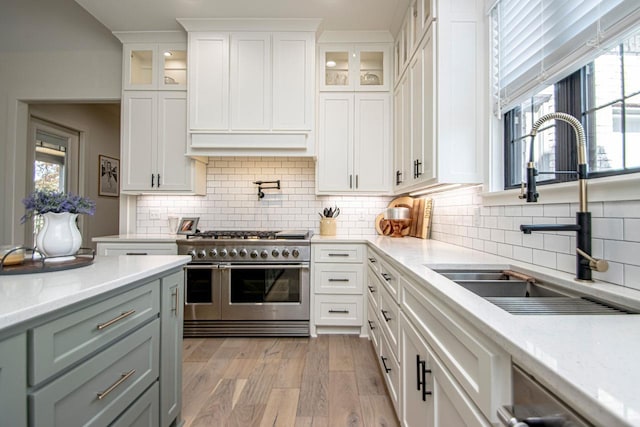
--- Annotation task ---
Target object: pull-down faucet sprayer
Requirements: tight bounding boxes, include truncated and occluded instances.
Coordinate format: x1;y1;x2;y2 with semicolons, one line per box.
518;112;608;281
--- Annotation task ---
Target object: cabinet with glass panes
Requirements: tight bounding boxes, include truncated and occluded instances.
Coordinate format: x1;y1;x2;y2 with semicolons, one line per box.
319;44;391;92
122;42;187;90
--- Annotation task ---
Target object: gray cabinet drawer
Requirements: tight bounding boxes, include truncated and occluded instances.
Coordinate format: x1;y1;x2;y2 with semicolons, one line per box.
30;281;160;385
110;382;159;427
0;333;27;427
30;320;159;427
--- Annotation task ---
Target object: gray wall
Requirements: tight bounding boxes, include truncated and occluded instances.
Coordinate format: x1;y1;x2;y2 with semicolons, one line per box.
0;0;122;245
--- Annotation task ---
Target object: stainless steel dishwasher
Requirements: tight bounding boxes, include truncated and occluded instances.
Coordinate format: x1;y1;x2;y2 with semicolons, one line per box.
497;364;592;427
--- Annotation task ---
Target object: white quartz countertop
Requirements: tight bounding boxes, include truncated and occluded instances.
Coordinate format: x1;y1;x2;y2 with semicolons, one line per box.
92;233;180;243
0;255;190;334
364;236;640;427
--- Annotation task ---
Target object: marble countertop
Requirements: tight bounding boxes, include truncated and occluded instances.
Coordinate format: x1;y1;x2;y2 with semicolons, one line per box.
0;255;190;334
363;236;640;427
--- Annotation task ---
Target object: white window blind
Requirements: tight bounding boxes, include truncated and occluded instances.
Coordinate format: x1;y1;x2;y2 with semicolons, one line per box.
491;0;640;116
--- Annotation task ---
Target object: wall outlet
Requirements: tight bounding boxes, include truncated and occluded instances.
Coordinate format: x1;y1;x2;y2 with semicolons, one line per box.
149;209;162;220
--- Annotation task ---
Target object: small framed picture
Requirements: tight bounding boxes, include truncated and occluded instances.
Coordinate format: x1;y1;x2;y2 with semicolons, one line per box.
99;155;119;197
177;217;199;235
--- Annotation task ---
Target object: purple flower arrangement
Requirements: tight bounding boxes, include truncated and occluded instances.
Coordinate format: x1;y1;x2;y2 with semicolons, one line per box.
22;190;96;223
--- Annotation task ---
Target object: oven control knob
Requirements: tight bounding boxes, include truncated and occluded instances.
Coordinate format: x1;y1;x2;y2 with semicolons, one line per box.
272;249;280;257
229;249;238;257
208;248;217;257
239;249;248;257
219;249;228;257
187;250;197;259
281;248;290;257
197;250;207;259
250;250;258;259
292;248;300;258
260;250;269;259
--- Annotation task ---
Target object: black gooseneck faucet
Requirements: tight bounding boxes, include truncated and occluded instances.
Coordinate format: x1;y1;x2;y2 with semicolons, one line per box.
519;112;608;281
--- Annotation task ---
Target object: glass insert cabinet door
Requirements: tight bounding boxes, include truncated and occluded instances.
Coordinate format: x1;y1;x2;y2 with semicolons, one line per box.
319;44;390;91
123;43;187;90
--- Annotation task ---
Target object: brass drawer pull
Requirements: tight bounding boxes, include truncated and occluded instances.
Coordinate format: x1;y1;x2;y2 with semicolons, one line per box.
96;369;136;400
97;309;136;330
172;289;179;314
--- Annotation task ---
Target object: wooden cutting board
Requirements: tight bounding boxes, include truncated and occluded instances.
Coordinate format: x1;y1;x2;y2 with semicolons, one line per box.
413;198;425;237
418;198;433;239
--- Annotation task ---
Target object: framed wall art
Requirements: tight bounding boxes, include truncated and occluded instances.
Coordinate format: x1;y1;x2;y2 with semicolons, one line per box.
99;155;119;197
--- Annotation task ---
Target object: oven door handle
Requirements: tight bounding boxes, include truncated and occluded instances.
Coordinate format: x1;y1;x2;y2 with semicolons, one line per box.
184;264;218;270
217;264;309;270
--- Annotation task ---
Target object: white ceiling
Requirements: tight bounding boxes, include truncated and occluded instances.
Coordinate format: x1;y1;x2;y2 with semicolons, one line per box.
74;0;410;36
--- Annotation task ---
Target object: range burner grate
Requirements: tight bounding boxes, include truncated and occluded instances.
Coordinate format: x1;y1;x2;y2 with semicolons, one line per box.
186;230;279;240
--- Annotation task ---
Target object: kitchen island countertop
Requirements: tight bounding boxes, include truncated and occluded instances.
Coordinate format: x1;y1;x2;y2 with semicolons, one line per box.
0;255;190;335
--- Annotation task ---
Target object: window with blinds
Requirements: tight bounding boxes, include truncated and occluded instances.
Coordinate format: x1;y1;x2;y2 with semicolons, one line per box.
490;0;640;115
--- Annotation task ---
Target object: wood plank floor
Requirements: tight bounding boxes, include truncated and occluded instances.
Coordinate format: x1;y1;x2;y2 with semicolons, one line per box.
182;335;400;427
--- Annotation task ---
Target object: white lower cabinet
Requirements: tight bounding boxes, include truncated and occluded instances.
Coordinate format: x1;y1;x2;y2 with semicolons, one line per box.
400;313;491;427
96;242;177;256
311;243;365;336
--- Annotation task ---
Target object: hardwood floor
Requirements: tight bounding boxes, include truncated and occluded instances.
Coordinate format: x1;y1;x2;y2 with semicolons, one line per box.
181;335;400;427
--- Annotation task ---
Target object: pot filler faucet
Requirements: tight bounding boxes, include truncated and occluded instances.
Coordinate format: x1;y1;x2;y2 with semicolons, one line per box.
519;112;608;281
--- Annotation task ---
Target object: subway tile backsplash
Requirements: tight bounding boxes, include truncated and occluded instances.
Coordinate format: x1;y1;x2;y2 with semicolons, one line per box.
136;159;639;290
136;157;392;238
428;186;640;290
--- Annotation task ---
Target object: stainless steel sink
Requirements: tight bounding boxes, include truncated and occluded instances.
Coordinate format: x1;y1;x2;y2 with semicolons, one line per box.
434;269;637;315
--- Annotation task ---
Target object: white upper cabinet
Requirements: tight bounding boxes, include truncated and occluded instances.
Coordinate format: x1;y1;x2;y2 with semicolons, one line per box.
188;33;229;130
393;0;484;193
121;42;187;91
317;93;391;194
319;44;391;92
180;19;319;156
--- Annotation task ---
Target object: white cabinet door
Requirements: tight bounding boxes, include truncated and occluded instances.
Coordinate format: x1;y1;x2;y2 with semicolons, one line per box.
401;73;411;187
317;93;353;192
410;47;424;183
230;32;271;130
157;92;191;191
188;32;229;130
421;29;436;182
158;43;187;91
123;44;157;90
354;93;391;192
393;85;404;189
354;44;391;92
122;91;157;191
272;32;314;131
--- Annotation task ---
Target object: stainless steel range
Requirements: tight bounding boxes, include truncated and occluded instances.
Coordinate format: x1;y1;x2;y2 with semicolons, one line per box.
177;230;312;337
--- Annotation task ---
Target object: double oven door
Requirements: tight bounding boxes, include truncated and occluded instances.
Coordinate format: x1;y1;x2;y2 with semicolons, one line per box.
184;262;310;321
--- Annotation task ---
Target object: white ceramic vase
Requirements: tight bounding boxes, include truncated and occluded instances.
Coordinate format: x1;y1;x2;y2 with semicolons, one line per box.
36;212;82;262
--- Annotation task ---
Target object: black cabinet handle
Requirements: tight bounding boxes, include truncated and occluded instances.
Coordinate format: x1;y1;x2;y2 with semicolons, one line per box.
396;170;403;185
355;174;359;189
350;174;353;189
328;253;349;257
381;273;392;281
328;278;350;282
416;159;422;178
328;309;349;314
381;355;391;373
368;285;376;293
157;174;161;187
368;257;377;263
381;309;392;322
368;320;375;330
417;354;432;401
125;252;148;255
151;174;155;187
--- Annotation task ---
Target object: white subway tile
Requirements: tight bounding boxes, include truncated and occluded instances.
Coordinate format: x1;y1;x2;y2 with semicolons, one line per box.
593;262;624;286
592;218;624;240
522;205;544;217
624;264;640;291
484;241;498;254
556;254;575;274
624;218;640;242
604;200;640;218
543;234;571;254
513;246;533;263
491;229;505;243
543;203;571;217
504;205;522;217
497;243;513;258
533;249;556;269
604;240;640;266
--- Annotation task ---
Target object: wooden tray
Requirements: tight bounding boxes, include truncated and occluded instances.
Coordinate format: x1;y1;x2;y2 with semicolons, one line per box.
0;248;95;275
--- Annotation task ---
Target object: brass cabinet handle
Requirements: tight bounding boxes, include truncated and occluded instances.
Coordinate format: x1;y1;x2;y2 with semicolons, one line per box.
96;369;135;400
172;289;179;314
97;309;136;330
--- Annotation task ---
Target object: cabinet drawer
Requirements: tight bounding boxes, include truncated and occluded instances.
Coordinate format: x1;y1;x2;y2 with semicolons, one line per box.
400;277;509;423
365;265;380;309
314;295;363;326
314;264;363;294
378;285;399;360
366;294;379;350
110;381;159;427
30;320;160;427
366;249;381;274
378;258;401;302
30;281;160;385
313;244;364;263
97;242;177;256
378;325;400;414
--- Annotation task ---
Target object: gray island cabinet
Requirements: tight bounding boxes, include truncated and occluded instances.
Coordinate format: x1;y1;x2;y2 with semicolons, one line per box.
0;255;189;427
